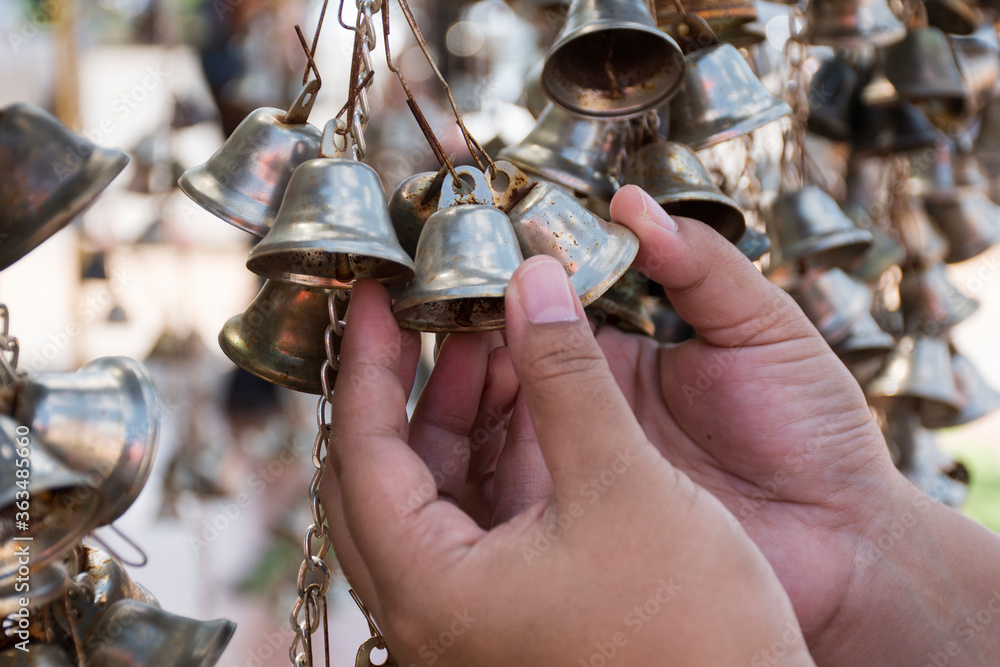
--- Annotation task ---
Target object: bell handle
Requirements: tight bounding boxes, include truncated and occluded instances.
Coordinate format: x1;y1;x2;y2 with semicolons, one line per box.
487;160;535;212
283;78;321;125
320;117;351;158
439;165;496;209
90;523;149;568
672;13;719;54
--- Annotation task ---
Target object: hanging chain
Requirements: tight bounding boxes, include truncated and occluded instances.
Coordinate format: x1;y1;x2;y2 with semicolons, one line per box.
0;304;20;386
341;0;380;160
288;291;346;667
779;8;809;192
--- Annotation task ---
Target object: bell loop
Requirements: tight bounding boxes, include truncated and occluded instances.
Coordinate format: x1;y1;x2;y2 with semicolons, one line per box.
284;78;322;125
438;166;497;209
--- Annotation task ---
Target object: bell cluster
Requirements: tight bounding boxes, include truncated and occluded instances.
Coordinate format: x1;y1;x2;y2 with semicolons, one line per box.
0;104;235;663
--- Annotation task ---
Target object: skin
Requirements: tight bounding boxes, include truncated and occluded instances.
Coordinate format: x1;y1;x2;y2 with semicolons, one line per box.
320;185;1000;666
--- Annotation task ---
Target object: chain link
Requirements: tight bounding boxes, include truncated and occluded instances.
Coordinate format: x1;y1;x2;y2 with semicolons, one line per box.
349;0;380;159
0;303;19;386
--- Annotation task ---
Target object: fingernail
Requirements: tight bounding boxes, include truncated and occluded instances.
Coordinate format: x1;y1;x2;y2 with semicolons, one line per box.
639;189;679;232
517;257;580;324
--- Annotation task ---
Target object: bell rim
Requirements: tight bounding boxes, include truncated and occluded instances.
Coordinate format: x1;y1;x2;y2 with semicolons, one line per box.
177;166;271;237
498;147;619;201
669;96;792;151
0;148;129;271
393;294;509;333
658;195;747;243
247;240;416;289
218;320;324;395
569;227;640;306
769;227;874;269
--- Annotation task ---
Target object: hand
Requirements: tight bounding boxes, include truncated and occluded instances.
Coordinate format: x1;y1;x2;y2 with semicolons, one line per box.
319;264;815;667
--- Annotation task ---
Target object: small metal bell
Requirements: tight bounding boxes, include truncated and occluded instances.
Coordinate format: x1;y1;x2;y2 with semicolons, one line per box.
807;56;859;143
178;80;322;237
0;417;103;584
84;600;235;667
498;103;624;203
850;97;939;157
896;195;950;262
803;0;905;47
766;186;873;272
884;26;968;110
950;24;1000;117
832;310;896;365
522;60;548;119
541;0;686;117
925;0;980;37
736;226;771;262
898;262;979;332
84;545;159;608
586;267;655;336
219;281;336;395
867;334;961;427
0;103;129;271
393;167;524;332
884;410;968;508
246;158;415;288
388;170;445;259
13;357;159;526
507;180;638;305
791;268;872;345
667;27;790;150
622;141;746;243
910;139;956;200
924;188;1000;263
938;349;1000;427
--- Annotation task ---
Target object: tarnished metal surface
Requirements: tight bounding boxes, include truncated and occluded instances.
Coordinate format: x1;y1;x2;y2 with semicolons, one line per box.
654;0;756;31
884;27;968;103
924;189;1000;262
867;334;962;427
246;158;415;288
219;280;336;395
586;267;655;336
791;268;872;345
388;171;442;258
0;560;69;618
899;262;979;332
488;161;536;213
541;0;685;118
0;103;129;271
940;350;1000;427
0;644;75;666
851;97;940;157
831;310;896;365
807;57;858;143
766;186;873;271
803;0;905;48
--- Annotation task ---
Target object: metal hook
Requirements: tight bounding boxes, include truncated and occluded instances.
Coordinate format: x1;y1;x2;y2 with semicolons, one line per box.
89;523;149;568
349;589;385;643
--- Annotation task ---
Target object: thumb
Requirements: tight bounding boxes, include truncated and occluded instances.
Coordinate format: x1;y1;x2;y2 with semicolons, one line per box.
503;255;655;495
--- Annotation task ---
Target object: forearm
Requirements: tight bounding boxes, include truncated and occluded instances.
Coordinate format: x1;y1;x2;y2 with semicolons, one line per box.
812;475;1000;666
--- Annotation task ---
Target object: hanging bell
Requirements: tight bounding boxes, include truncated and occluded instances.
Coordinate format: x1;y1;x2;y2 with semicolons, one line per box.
936;349;1000;427
219;281;337;395
910;139;956;200
393;167;524;332
507;180;638;305
84;600;235;667
925;0;980;37
13;357;159;527
974;95;1000;170
667;17;790;150
586;267;655;336
883;410;967;508
522;60;549;119
807;56;859;143
895;195;950;262
622;140;746;243
924;188;1000;263
866;334;961;427
832;310;896;365
178;80;322;237
884;25;969;124
498;103;624;205
850;96;939;157
803;0;905;47
736;226;771;262
950;24;1000;117
0;417;103;585
0;103;129;271
766;186;873;272
246;158;415;288
791;268;872;345
898;262;979;332
541;0;685;118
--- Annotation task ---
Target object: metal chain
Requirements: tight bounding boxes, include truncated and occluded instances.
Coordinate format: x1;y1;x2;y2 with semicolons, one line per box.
349;0;380;159
289;291;346;667
0;303;20;386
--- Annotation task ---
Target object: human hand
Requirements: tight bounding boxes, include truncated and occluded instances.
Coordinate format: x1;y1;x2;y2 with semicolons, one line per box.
319;266;815;667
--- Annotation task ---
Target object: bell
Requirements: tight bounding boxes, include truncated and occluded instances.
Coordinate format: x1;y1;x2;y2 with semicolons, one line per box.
950;25;1000;117
766;186;873;272
84;545;159;608
898;262;979;332
0;644;75;666
910;139;956;200
884;411;968;507
974;95;1000;169
84;600;235;667
807;56;859;143
246;158;415;288
388;171;444;259
541;0;685;118
866;334;961;427
507;180;638;305
393;167;524;332
13;357;159;526
667;37;790;150
522;60;548;119
884;27;968;110
803;0;905;47
924;188;1000;263
0;560;69;617
925;0;980;37
0;103;129;271
622;141;746;243
219;280;336;395
896;195;950;261
791;268;872;345
850;97;939;157
937;349;1000;427
832;310;895;365
178;80;322;237
0;417;103;584
498;103;624;203
736;225;771;262
586;267;655;336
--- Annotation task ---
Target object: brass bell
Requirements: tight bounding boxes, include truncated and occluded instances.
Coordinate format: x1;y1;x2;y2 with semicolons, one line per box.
13;357;159;526
898;262;979;332
388;170;447;259
832;310;896;366
939;349;1000;427
178;80;322;237
84;600;235;667
807;56;859;143
766;186;873;273
541;0;685;118
0;103;129;271
0;417;103;583
393;167;524;332
736;226;771;262
498;103;624;204
867;334;961;427
586;267;655;336
666;19;790;150
219;281;337;395
803;0;905;47
246;158;415;288
924;188;1000;263
884;26;969;118
791;268;872;345
896;195;950;262
622;140;746;243
507;180;638;305
850;96;939;157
